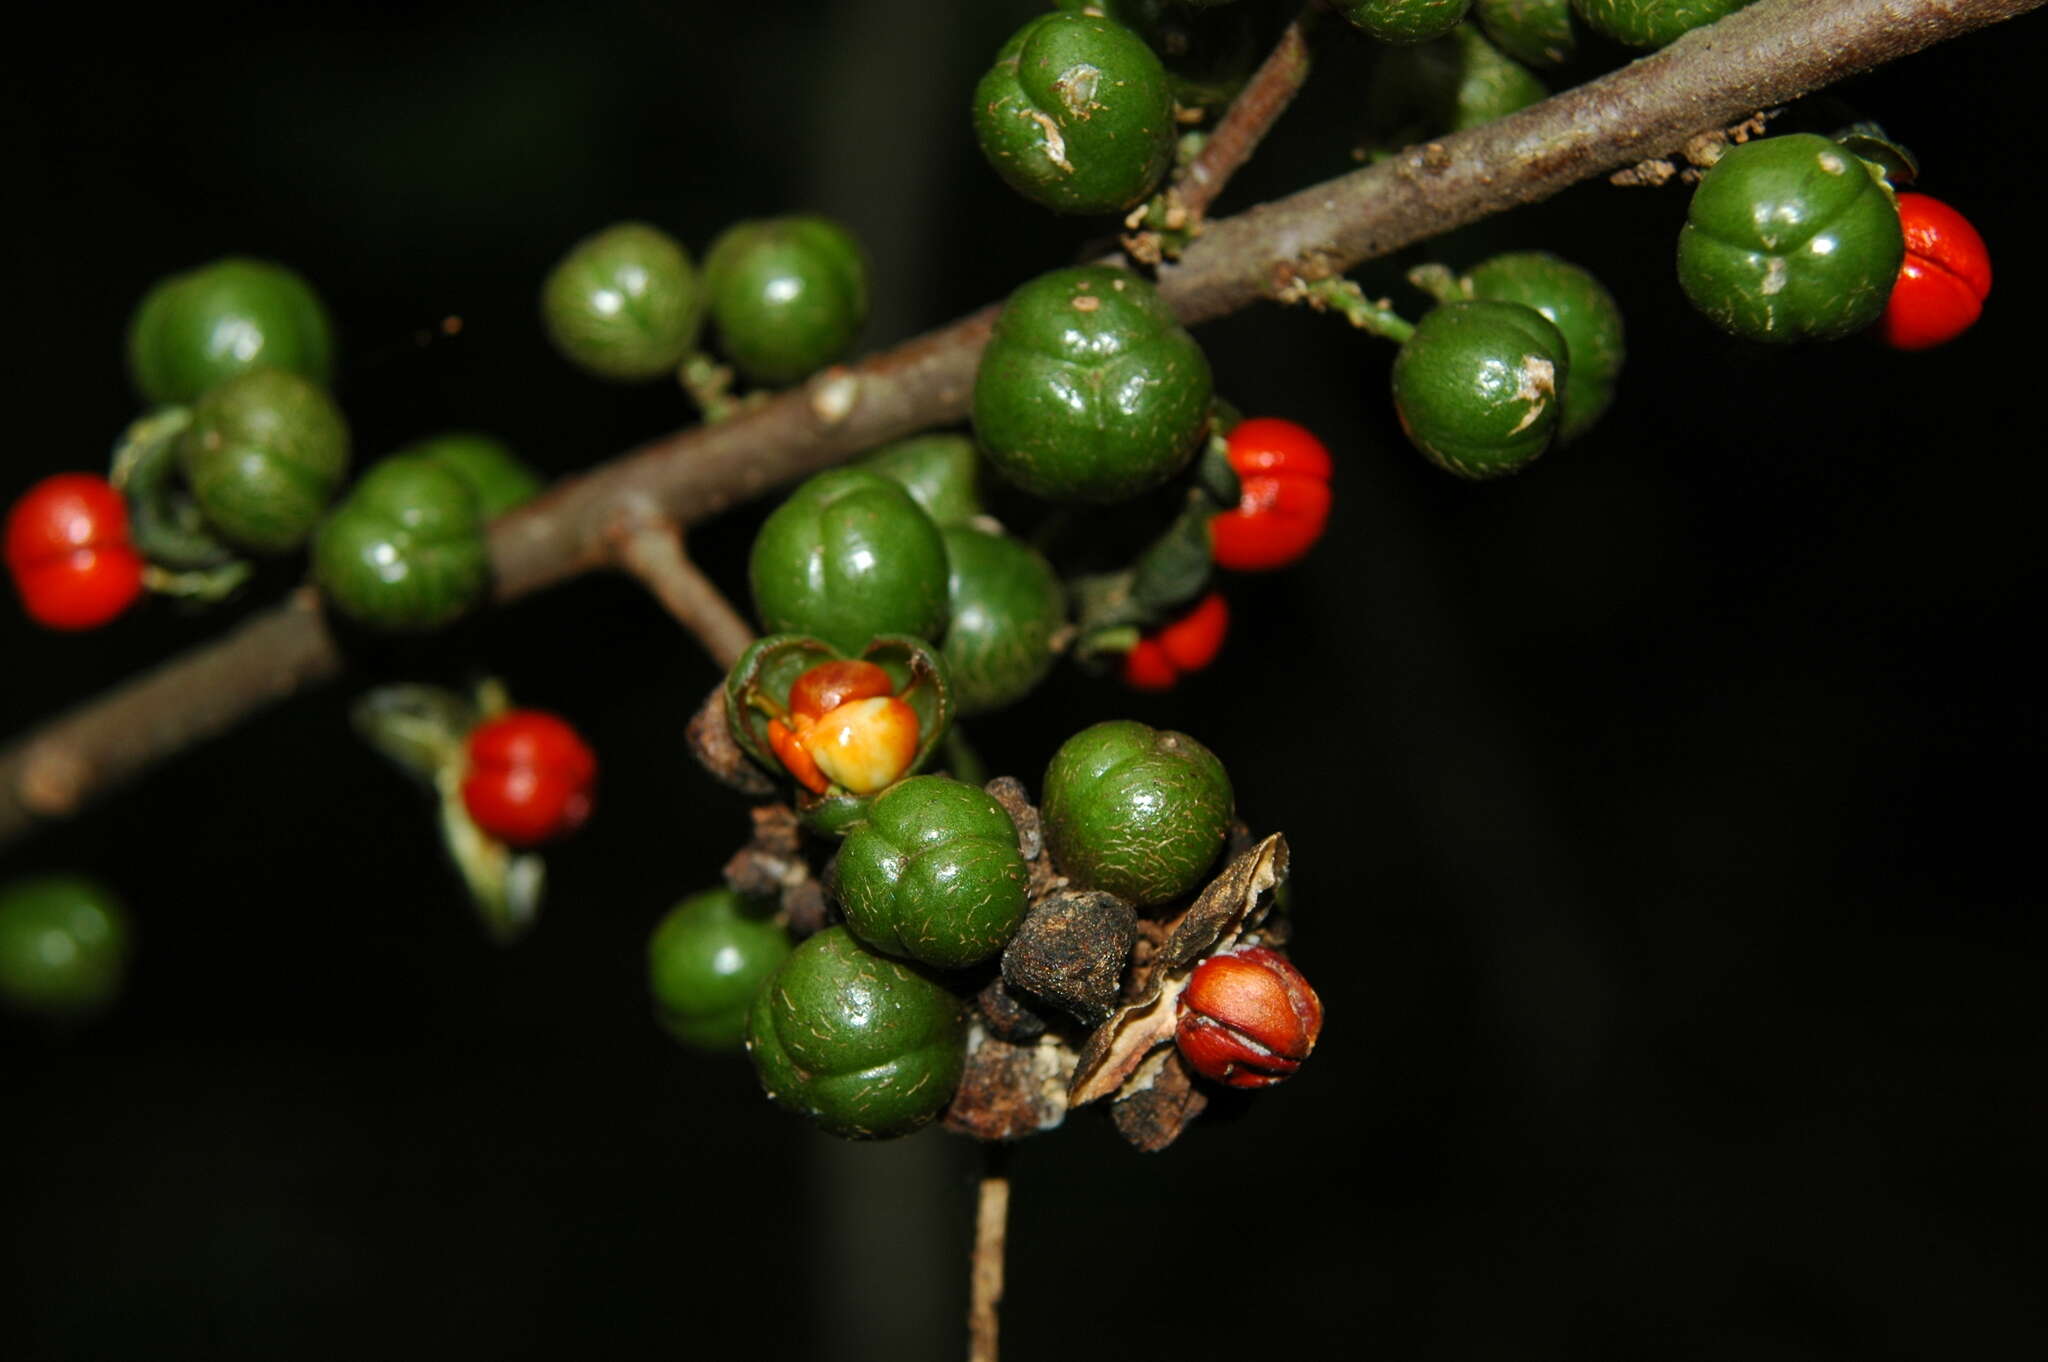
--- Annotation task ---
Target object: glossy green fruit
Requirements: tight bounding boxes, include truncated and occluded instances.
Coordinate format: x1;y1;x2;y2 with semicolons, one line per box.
940;526;1066;716
1391;299;1568;479
401;432;543;519
314;455;490;632
1338;0;1472;45
834;777;1029;970
127;257;335;408
1476;0;1575;65
1041;719;1233;908
648;887;792;1051
541;221;701;382
1051;0;1267;115
178;368;350;553
972;12;1176;215
748;468;950;654
860;434;984;528
703;216;869;386
1572;0;1748;47
973;266;1211;505
1677;133;1904;343
746;926;965;1139
0;875;129;1017
1464;252;1624;443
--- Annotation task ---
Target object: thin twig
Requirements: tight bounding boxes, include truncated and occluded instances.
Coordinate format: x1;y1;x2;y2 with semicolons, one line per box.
606;498;756;669
1;0;2037;849
968;1150;1010;1362
1173;3;1319;223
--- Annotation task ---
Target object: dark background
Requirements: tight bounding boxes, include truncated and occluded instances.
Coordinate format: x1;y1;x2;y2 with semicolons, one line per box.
4;2;2043;1358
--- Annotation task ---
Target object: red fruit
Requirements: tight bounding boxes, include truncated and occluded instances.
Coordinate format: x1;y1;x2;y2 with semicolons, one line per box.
460;709;598;847
1175;946;1324;1089
787;659;895;721
1881;193;1992;351
1120;591;1229;692
5;473;146;631
1209;417;1334;573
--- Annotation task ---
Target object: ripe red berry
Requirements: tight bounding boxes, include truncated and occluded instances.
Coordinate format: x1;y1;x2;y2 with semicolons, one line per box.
1881;192;1992;351
460;709;598;847
1208;417;1333;573
4;473;146;631
1121;591;1229;692
1175;946;1324;1089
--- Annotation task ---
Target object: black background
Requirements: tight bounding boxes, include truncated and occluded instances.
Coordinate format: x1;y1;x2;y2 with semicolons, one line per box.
4;2;2044;1358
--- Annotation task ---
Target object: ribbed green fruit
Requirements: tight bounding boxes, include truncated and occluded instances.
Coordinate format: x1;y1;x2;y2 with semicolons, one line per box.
860;434;984;528
1391;299;1568;479
834;776;1030;969
1338;0;1472;45
127;257;335;407
1464;252;1624;443
1572;0;1749;48
973;266;1211;505
179;368;350;553
313;455;490;632
541;221;701;382
748;468;950;653
1476;0;1576;66
940;526;1066;716
1676;133;1904;343
703;216;868;386
1041;720;1233;908
972;12;1176;215
400;432;543;519
746;927;965;1139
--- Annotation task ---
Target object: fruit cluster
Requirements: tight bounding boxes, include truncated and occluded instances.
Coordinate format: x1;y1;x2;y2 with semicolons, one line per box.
6;256;542;633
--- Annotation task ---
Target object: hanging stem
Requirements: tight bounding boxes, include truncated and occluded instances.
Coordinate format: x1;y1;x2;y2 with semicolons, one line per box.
968;1146;1011;1362
606;498;756;668
1281;276;1417;344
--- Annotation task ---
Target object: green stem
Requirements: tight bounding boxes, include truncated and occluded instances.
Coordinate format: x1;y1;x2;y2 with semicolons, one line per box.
109;407;243;571
1284;277;1416;344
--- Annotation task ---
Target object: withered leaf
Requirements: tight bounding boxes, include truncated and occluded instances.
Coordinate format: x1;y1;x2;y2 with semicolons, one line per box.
1068;833;1288;1107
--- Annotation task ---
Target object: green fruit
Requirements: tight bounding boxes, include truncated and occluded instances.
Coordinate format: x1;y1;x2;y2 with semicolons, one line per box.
1391;298;1568;479
1041;719;1233;908
748;468;950;654
1676;133;1905;343
1338;0;1473;45
648;887;792;1051
1051;0;1266;116
127;257;336;408
834;776;1030;970
972;12;1176;215
745;926;965;1139
0;875;129;1017
314;455;490;632
1476;0;1576;65
178;368;350;553
1464;251;1624;443
973;266;1211;505
401;432;543;519
703;216;869;386
940;526;1066;716
541;221;701;382
1572;0;1749;48
860;434;984;528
